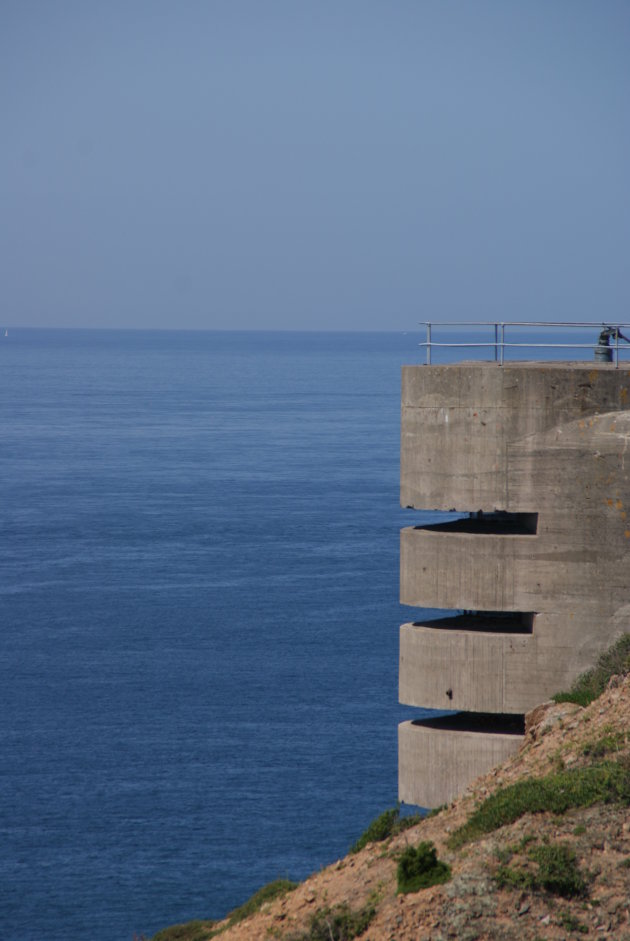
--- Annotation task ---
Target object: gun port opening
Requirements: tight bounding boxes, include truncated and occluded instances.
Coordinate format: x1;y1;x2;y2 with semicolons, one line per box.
412;611;535;635
415;511;538;536
412;712;525;736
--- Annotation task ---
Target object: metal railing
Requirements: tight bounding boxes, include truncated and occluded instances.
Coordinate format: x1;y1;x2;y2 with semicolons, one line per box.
421;321;630;367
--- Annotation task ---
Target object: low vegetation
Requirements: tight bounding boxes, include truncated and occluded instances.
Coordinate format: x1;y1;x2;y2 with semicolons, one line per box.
495;841;588;899
152;637;630;940
224;878;298;927
151;921;216;941
558;910;589;934
581;728;628;758
396;841;451;894
448;760;630;849
349;804;422;854
288;902;376;941
150;879;297;941
446;635;630;852
553;634;630;706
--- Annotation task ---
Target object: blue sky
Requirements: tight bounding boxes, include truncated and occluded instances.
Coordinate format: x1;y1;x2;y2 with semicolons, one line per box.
2;1;629;330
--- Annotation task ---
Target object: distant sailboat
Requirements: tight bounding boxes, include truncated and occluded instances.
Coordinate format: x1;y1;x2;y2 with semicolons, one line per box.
4;330;7;338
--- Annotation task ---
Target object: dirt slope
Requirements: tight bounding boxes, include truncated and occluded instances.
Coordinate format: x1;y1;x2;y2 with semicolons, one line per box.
203;674;630;941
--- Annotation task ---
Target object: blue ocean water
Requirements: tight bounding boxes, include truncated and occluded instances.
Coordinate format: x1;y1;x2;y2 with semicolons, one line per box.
1;329;447;941
1;325;612;939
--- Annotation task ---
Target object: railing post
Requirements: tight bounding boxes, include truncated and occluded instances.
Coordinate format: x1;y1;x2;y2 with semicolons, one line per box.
426;322;432;365
500;323;505;366
494;323;498;362
614;326;618;368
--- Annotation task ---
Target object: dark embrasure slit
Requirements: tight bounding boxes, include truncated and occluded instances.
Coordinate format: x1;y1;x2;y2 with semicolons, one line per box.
412;611;535;635
412;712;525;735
415;511;538;536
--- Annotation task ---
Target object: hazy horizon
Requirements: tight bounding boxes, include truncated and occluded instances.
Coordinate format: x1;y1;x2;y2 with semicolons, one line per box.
2;1;629;331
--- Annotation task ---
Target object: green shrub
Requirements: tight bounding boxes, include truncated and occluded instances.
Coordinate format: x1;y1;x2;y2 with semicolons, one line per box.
396;841;451;893
151;921;216;941
495;864;534;891
495;843;587;899
350;804;422;853
151;878;298;940
532;843;587;898
226;878;298;926
553;634;630;706
449;760;630;849
290;902;376;941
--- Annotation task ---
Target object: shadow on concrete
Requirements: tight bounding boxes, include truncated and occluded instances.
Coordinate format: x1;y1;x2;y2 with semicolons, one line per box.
412;612;534;634
416;511;538;535
412;712;525;735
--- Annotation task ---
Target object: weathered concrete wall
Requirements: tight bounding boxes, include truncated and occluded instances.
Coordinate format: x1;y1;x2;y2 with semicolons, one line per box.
401;363;630;511
399;362;630;808
399;718;523;808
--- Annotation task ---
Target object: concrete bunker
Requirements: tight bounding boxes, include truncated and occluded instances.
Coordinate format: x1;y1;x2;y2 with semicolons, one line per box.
399;361;630;808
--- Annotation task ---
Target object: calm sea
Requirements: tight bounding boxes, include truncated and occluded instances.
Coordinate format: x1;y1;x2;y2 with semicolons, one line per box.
1;329;451;941
0;326;609;939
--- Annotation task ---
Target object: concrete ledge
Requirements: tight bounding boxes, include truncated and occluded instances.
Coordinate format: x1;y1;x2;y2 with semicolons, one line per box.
400;526;535;610
400;615;627;713
399;622;531;712
398;717;524;808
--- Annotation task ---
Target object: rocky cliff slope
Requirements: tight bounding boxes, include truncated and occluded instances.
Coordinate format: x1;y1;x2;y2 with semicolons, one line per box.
154;672;630;941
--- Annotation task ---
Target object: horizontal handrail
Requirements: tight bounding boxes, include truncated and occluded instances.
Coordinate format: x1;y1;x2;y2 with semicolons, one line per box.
421;321;630;367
